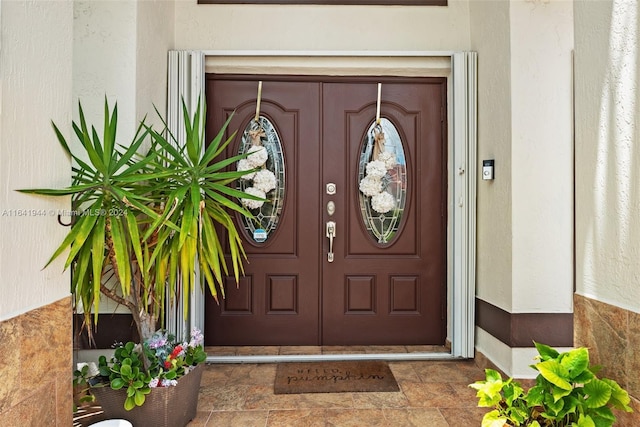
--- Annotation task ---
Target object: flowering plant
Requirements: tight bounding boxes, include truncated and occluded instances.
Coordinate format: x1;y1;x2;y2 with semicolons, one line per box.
93;328;206;410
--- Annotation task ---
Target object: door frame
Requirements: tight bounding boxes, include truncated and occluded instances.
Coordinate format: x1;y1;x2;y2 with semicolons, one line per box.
166;50;477;360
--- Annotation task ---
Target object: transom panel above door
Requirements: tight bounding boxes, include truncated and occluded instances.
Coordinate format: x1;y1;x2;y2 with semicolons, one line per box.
204;76;447;347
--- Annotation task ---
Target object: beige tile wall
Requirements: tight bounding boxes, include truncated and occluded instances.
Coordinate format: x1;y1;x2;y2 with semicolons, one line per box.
0;297;72;426
574;294;640;426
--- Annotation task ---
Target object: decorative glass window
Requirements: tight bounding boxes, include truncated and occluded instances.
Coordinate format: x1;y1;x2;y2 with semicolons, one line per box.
358;118;407;244
236;116;285;243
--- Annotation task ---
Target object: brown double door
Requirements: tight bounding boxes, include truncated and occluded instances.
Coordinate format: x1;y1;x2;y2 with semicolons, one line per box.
205;76;447;346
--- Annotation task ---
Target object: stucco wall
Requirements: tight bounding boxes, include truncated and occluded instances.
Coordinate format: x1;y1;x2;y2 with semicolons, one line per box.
73;0;173;139
469;0;513;311
73;1;138;137
574;0;640;312
174;0;471;51
471;0;573;314
0;2;74;421
136;0;175;127
0;0;73;321
510;0;574;313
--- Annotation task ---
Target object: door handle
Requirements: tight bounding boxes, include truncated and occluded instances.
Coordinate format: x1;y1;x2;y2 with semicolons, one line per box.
326;221;336;262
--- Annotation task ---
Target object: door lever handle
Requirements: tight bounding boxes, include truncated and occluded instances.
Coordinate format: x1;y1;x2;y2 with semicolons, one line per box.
326;221;336;262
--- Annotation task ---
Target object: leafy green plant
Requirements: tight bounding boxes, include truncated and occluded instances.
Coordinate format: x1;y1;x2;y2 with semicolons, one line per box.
98;341;152;410
73;363;97;411
94;328;207;410
469;342;633;427
19;97;258;344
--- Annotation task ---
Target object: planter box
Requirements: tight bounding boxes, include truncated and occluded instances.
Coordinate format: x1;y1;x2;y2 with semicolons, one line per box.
91;364;203;427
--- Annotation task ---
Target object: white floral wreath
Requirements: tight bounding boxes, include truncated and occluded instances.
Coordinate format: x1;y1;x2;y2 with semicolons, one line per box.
237;126;277;210
359;127;397;214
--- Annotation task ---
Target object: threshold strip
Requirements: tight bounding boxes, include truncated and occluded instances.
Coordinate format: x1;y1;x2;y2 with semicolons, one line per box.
206;352;461;364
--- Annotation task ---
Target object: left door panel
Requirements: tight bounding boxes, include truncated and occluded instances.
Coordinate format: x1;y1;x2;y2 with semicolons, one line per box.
204;78;322;345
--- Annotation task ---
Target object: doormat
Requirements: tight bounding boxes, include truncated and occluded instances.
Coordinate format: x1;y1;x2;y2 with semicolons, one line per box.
274;360;399;394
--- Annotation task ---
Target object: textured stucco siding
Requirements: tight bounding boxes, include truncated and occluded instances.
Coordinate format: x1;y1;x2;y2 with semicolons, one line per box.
575;0;640;312
0;0;73;320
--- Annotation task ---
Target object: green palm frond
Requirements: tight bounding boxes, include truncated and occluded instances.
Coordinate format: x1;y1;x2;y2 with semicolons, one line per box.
20;95;253;342
146;97;254;313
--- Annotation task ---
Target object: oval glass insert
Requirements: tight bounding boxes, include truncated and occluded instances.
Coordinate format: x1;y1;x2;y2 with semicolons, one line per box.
236;116;285;243
358;118;407;244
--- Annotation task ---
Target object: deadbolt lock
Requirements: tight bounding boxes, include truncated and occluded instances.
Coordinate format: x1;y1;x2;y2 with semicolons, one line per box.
326;183;336;195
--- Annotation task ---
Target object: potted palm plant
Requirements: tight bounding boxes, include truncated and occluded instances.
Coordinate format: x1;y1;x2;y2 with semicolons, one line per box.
21;97;260;424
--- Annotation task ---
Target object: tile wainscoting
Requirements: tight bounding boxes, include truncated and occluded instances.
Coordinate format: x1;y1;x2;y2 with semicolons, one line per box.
0;297;73;425
574;294;640;426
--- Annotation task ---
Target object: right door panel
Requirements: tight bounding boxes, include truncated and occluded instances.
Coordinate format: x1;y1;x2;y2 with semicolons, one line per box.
321;81;447;345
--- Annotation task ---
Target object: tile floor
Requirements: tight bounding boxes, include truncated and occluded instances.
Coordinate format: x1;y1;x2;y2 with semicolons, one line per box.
187;346;488;426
